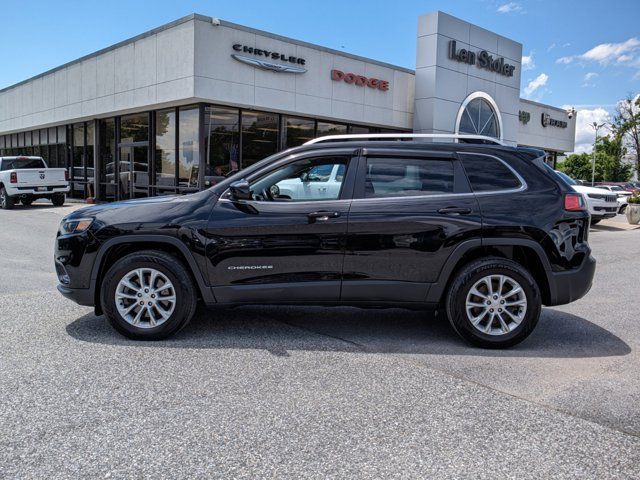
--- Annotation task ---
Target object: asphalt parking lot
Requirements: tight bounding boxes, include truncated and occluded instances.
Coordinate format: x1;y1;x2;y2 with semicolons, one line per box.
1;202;639;479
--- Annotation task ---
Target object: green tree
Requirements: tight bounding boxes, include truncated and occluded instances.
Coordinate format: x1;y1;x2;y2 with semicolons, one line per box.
558;136;632;183
611;94;640;177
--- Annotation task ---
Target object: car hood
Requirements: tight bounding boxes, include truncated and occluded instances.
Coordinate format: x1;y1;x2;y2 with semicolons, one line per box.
571;185;615;195
65;190;217;227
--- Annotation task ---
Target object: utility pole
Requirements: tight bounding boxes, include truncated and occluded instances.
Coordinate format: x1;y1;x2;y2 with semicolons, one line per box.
591;122;606;186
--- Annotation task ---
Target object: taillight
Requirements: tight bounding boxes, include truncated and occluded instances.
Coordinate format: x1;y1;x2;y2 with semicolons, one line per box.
564;193;585;211
9;172;17;184
64;170;69;181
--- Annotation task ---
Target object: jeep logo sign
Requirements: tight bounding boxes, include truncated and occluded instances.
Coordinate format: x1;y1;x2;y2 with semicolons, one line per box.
448;40;516;77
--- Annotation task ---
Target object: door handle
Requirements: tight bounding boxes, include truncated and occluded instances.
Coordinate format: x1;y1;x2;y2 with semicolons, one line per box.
308;211;340;222
438;206;472;215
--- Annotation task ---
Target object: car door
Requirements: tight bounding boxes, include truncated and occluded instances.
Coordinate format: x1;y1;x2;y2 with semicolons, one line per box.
204;149;358;303
342;148;482;303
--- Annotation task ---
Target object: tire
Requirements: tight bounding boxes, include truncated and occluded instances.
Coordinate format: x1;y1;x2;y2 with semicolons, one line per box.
21;196;34;206
0;187;14;210
101;250;198;340
51;193;65;207
619;205;627;214
445;257;541;349
590;218;601;225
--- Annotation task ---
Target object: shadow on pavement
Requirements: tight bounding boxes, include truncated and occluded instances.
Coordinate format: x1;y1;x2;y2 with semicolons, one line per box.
66;305;631;359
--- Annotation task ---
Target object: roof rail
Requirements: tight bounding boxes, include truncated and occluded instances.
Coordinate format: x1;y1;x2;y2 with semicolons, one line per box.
304;133;505;146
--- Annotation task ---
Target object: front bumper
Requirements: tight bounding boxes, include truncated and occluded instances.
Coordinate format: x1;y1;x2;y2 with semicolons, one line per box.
546;254;596;306
57;284;94;306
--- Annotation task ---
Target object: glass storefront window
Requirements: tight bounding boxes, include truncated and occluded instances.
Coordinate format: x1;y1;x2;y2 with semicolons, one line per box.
316;122;347;137
40;128;48;145
155;109;177;192
57;126;66;144
86;122;95;185
48;128;57;145
25;131;32;147
178;107;200;189
120;113;149;143
17;132;24;148
72;123;84;182
98;119;116;200
204;106;239;180
284;116;315;148
241;110;278;168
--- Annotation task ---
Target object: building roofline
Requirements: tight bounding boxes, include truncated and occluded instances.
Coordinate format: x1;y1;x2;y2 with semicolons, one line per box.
0;13;414;94
519;98;571;114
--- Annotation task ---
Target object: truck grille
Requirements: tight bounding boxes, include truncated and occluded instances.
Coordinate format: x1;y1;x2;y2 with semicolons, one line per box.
587;193;617;202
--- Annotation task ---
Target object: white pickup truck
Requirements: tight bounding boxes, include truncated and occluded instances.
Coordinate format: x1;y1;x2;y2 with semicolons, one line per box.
0;156;69;209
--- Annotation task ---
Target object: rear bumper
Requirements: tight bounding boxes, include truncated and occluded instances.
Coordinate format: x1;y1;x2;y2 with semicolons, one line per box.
546;255;596;306
5;185;69;196
57;284;94;306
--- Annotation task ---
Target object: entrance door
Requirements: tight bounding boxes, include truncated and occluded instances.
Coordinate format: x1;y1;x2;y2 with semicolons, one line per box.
204;150;358;303
119;143;149;199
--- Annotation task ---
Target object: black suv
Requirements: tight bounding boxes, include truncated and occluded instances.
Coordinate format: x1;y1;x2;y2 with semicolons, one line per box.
55;140;595;348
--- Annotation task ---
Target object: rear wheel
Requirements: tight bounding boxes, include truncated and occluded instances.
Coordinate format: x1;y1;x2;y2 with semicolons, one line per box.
51;193;65;206
590;218;601;225
101;250;198;340
445;257;541;348
0;187;14;210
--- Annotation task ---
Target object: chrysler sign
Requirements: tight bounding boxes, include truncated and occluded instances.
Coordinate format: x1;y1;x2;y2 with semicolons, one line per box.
231;44;307;73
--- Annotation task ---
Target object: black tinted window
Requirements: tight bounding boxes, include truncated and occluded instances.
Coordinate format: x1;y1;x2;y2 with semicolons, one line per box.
460;154;521;192
1;158;46;170
365;157;454;198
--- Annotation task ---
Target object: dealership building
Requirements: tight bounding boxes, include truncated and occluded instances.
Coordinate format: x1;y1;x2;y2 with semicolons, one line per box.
0;11;576;201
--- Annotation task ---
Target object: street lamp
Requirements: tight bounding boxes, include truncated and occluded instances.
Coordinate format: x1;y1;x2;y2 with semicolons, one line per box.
590;121;606;186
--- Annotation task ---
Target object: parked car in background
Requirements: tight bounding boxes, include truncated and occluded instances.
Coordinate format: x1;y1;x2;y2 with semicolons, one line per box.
0;156;69;209
595;184;632;213
555;171;618;224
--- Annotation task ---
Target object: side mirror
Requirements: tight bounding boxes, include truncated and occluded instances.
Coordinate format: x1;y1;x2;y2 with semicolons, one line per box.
229;179;252;201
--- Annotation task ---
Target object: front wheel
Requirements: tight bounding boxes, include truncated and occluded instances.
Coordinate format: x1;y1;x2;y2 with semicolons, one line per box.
0;187;14;210
445;257;541;348
101;250;198;340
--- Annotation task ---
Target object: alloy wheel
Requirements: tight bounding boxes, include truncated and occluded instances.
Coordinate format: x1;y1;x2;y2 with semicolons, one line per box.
465;274;527;336
115;268;176;328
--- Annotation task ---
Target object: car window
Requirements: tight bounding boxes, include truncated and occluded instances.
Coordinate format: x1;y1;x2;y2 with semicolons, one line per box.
363;157;454;198
249;156;349;202
0;157;46;170
461;154;522;192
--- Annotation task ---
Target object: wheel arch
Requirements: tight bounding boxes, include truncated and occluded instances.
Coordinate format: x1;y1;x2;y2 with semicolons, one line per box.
428;239;552;305
91;235;215;314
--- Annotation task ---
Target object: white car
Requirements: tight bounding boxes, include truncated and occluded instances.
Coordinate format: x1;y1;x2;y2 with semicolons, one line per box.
0;156;69;209
554;171;618;224
595;185;632;213
275;163;345;200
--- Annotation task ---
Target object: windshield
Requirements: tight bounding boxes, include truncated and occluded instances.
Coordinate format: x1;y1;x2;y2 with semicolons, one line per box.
1;157;46;170
552;168;577;186
610;185;623;191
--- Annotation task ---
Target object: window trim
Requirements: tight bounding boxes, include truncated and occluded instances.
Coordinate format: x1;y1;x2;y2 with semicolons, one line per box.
458;152;527;195
455;92;503;142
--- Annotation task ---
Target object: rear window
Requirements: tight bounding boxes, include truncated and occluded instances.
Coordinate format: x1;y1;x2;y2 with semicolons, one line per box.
1;158;46;170
460;154;521;192
364;157;454;198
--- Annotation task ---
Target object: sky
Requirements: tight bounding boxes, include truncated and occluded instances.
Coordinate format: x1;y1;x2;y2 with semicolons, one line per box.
0;0;638;153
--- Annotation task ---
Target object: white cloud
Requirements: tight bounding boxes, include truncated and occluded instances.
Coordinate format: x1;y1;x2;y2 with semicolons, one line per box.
547;43;556;52
522;53;535;71
582;72;598;87
557;37;640;66
497;2;522;13
563;106;611;154
523;73;549;98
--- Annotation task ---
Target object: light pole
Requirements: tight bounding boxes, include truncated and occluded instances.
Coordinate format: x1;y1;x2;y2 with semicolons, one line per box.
590;122;606;186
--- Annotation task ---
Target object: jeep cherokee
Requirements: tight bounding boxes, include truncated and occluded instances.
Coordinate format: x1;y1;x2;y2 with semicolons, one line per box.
55;137;595;348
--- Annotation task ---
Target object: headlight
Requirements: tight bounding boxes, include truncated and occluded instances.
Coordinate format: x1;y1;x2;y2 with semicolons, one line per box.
60;218;94;235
